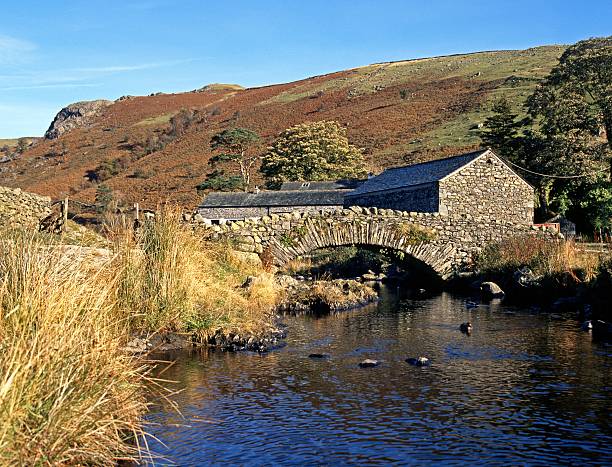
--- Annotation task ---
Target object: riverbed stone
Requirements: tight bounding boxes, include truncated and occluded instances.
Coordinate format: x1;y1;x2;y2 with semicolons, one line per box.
359;359;379;368
480;281;505;298
308;353;331;359
406;357;430;367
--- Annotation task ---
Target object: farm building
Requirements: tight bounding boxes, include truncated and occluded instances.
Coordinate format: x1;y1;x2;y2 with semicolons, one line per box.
344;149;535;225
546;214;577;238
197;188;353;221
278;180;364;191
197;149;535;225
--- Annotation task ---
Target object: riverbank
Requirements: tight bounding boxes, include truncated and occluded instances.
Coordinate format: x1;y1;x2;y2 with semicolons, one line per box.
0;211;286;464
451;237;612;325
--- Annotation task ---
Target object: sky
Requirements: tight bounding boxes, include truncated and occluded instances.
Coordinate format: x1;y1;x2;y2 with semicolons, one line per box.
0;0;610;138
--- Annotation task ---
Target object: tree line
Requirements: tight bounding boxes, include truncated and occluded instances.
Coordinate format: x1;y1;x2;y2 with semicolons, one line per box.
480;36;611;233
197;120;367;192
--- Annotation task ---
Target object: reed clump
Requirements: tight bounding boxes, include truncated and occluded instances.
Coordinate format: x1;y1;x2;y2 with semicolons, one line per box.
114;207;282;336
0;231;150;466
477;236;603;283
0;208;283;464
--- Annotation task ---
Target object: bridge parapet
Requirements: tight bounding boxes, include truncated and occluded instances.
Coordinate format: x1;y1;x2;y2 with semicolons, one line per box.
195;206;557;279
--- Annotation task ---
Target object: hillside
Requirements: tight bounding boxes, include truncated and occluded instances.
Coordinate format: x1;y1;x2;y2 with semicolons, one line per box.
0;45;565;210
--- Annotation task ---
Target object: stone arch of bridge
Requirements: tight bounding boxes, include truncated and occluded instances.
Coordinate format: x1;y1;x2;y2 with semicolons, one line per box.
265;218;461;280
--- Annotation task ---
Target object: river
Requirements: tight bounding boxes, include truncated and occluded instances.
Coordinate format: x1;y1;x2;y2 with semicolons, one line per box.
145;287;611;465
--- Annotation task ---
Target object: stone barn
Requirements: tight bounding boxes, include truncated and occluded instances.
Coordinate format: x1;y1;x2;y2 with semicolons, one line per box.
198;188;351;222
344;149;534;225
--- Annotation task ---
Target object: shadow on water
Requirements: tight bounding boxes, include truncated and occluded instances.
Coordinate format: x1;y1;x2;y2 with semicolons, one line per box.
145;287;611;465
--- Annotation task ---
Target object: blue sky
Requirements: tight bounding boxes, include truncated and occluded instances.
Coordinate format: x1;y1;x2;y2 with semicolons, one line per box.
1;0;610;138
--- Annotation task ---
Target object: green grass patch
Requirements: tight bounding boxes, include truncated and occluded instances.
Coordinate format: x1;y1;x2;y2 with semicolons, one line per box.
134;111;178;127
261;46;564;106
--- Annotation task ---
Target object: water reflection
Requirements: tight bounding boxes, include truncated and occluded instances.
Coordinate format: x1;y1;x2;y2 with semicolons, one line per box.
146;288;611;465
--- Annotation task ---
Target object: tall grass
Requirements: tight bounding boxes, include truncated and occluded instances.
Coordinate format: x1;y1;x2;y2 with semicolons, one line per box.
114;207;282;337
0;231;150;465
477;236;602;283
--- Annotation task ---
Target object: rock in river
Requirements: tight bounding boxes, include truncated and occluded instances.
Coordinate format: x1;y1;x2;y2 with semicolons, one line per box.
359;359;380;368
480;281;505;299
309;353;330;359
406;357;430;367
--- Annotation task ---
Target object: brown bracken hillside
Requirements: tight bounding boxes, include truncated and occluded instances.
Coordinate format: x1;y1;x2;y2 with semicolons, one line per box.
0;46;564;210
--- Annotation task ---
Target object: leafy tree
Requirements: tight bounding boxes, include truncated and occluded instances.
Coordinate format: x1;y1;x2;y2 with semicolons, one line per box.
196;170;244;192
479;37;611;228
480;99;522;158
528;36;611;177
261;120;367;187
209;127;261;190
579;182;612;230
16;138;29;153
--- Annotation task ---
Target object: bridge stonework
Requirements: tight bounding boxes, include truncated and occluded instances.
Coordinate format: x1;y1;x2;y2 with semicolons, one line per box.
201;206;556;280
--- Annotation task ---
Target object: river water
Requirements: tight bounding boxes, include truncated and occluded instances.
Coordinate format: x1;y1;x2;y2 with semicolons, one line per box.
146;288;611;466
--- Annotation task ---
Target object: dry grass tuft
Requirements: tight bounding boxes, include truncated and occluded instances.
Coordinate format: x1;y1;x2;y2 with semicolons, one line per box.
0;208;283;464
477;236;603;282
113;206;281;336
0;231;150;466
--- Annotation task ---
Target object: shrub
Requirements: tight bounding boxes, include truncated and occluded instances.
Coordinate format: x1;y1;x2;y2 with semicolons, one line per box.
132;168;153;179
88;157;130;182
196;170;244;191
168;108;196;138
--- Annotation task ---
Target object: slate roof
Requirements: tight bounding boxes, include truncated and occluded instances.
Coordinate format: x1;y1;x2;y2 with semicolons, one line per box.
347;149;489;197
280;179;365;191
199;189;350;208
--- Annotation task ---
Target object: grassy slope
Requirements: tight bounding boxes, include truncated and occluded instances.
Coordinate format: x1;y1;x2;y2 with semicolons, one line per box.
0;45;564;209
0;137;38;148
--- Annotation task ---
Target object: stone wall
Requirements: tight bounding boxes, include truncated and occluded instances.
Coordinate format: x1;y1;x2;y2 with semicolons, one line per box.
0;186;51;229
439;154;534;224
198;204;343;222
345;184;438;213
196;206;558;279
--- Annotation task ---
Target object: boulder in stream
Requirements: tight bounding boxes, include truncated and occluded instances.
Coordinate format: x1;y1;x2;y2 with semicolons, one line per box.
309;353;331;359
406;357;430;367
359;359;380;368
480;281;505;298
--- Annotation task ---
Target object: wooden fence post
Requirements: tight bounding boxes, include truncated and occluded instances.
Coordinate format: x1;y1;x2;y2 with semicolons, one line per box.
63;197;69;223
61;197;68;233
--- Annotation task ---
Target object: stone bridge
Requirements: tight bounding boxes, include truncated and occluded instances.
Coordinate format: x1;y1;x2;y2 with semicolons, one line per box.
202;206;550;280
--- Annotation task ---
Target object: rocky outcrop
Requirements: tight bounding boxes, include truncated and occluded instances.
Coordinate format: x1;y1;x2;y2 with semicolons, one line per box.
44;100;113;139
0;186;51;229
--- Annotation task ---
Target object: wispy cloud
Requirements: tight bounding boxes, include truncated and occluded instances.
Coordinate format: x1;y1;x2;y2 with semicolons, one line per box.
75;59;197;74
0;34;36;64
0;83;101;91
0;59;196;93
